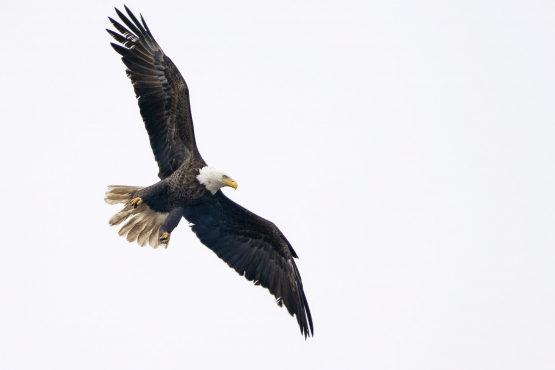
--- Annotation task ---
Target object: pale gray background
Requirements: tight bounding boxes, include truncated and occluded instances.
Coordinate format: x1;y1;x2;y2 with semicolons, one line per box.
1;1;554;369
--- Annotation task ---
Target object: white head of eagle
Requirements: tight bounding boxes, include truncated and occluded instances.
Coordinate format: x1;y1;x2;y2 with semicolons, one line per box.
197;166;238;194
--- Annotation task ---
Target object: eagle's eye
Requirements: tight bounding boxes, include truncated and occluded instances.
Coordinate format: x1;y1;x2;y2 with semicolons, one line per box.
222;175;228;180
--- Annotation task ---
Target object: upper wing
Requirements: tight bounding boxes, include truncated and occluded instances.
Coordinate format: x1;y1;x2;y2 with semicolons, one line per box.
107;6;199;179
183;191;314;338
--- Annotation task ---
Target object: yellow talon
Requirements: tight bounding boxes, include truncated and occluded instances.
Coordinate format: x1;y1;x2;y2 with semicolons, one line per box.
131;197;143;208
159;232;170;243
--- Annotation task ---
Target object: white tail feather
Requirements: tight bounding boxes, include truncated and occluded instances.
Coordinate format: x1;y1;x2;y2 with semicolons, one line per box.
105;185;169;249
104;185;144;205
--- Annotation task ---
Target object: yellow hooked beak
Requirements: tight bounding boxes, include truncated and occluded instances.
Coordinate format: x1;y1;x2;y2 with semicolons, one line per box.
223;179;238;190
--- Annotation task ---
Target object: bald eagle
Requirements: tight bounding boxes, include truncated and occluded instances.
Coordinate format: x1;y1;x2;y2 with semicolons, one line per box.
104;7;313;338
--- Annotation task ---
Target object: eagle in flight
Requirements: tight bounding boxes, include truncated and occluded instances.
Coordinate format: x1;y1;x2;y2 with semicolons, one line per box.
104;6;313;338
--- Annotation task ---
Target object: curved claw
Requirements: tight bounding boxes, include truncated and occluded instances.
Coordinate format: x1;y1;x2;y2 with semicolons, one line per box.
130;197;143;208
159;232;170;244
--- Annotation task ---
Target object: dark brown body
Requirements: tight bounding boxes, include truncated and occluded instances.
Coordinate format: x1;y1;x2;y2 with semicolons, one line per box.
135;154;207;214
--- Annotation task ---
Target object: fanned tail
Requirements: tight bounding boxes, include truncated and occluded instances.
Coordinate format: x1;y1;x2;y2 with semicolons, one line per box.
104;185;169;248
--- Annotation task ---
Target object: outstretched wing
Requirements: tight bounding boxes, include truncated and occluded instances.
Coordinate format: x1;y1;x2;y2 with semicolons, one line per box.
107;6;199;179
182;191;314;338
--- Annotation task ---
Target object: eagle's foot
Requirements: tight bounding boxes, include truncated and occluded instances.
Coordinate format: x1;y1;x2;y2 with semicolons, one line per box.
130;197;143;208
159;232;171;244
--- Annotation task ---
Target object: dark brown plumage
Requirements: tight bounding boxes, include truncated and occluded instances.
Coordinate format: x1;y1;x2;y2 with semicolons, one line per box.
104;6;313;338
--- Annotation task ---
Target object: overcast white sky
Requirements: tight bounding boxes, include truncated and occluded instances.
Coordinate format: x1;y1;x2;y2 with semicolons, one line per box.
1;1;554;369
